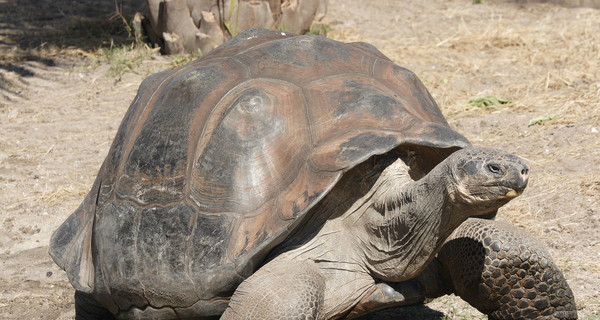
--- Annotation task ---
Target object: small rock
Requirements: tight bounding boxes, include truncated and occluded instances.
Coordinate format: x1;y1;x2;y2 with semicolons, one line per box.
19;226;41;235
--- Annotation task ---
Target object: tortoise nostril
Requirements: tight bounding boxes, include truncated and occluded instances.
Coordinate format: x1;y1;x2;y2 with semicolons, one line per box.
521;168;529;175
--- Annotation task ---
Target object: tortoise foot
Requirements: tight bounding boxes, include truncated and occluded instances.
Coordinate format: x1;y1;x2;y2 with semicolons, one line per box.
439;218;577;319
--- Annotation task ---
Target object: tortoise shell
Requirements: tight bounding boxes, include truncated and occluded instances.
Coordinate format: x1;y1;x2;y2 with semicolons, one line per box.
50;28;470;316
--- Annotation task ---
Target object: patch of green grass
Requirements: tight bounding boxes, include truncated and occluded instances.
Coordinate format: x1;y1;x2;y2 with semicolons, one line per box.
528;115;555;126
467;96;511;108
575;297;600;319
169;52;203;69
308;24;332;36
101;42;155;78
558;258;574;274
224;0;240;37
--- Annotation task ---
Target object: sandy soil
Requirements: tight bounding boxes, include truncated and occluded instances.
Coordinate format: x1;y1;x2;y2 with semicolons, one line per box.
1;0;598;319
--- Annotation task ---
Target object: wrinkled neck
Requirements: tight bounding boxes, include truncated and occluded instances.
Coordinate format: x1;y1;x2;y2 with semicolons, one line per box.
357;162;465;282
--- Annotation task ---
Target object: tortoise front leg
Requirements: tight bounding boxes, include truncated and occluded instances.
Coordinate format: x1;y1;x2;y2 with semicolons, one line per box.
344;259;455;319
221;260;326;320
438;218;577;319
344;280;425;318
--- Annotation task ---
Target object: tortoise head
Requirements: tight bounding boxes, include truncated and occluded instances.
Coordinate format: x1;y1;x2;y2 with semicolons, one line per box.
445;147;529;214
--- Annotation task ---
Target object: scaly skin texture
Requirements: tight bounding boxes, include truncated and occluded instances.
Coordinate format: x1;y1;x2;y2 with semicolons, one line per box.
437;218;577;319
224;260;326;320
221;148;532;320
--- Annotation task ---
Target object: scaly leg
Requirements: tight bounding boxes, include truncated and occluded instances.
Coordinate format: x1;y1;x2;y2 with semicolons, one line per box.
221;259;326;320
438;218;577;319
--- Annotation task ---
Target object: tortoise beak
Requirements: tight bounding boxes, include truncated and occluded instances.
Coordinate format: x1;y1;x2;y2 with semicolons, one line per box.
505;189;519;198
500;159;529;199
508;162;529;196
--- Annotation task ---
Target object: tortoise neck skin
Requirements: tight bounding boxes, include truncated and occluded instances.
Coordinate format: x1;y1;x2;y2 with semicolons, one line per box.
348;158;460;282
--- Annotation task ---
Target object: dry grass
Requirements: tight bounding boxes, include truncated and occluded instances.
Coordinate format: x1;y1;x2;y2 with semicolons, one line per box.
329;1;600;122
0;0;146;64
38;187;87;208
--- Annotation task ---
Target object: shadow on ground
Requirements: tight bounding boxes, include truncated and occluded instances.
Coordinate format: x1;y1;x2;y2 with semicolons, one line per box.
0;0;146;57
0;0;146;95
356;304;447;320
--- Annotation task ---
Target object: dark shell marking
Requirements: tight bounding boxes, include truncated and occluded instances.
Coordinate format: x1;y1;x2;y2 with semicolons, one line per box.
49;28;469;315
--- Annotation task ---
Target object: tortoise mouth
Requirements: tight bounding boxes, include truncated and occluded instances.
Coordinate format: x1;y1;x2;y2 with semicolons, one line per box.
479;181;526;199
459;185;524;204
500;188;520;199
489;185;525;199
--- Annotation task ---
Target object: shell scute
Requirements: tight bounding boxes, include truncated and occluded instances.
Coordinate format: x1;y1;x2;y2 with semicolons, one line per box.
135;203;197;307
373;60;449;125
176;209;244;303
95;201;141;311
190;78;311;214
304;74;410;147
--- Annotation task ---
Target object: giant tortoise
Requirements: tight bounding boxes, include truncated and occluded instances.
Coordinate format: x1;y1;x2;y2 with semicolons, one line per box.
50;29;577;319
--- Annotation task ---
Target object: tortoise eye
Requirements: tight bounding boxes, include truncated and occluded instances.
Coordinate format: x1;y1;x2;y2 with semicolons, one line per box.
487;164;502;175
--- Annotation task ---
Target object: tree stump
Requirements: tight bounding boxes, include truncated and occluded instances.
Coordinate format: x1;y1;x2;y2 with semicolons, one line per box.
145;0;328;55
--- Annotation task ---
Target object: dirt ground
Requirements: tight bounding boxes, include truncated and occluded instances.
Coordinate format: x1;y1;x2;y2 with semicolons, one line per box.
0;0;598;319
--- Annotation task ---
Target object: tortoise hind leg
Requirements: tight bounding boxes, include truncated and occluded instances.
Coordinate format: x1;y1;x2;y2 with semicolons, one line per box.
221;260;325;320
438;218;577;319
74;291;117;320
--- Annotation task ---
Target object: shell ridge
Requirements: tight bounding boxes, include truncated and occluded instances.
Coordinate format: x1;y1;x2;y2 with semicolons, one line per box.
110;195;195;209
372;59;428;122
371;57;380;77
232;34;298;59
300;86;316;147
230;56;253;79
303;72;374;87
